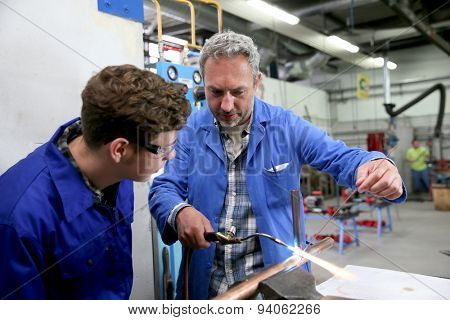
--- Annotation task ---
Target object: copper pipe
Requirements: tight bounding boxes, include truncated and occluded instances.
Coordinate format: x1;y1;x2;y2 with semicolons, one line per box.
151;0;163;43
175;0;202;50
213;237;334;300
196;0;222;33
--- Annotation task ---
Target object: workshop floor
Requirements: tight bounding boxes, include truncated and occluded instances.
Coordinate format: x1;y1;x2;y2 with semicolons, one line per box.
306;201;450;284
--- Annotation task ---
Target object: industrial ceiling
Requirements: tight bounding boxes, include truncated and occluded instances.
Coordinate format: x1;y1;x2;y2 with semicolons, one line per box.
143;0;450;79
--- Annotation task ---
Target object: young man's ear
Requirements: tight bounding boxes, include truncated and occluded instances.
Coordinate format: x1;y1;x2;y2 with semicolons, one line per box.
109;138;131;163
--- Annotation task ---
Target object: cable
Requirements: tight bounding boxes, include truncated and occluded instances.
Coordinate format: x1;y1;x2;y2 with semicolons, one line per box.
240;232;289;249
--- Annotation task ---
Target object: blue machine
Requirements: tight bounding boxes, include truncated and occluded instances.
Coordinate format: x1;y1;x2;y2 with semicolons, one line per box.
156;61;205;111
152;61;204;299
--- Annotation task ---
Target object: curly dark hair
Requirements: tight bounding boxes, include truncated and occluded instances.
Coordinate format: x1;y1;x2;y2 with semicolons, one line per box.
81;64;191;148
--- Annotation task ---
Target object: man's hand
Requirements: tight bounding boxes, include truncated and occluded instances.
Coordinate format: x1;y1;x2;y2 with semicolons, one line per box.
176;207;214;249
356;159;403;200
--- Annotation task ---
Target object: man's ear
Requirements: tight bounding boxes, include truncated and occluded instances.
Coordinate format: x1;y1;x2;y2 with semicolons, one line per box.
254;71;262;90
109;138;131;163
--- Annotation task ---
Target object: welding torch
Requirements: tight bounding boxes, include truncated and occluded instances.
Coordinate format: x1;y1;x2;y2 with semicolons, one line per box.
204;229;291;249
183;229;307;300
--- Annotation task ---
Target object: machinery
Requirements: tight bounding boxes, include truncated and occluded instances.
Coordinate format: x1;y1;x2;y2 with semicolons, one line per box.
147;0;221;300
380;55;447;196
156;61;205;111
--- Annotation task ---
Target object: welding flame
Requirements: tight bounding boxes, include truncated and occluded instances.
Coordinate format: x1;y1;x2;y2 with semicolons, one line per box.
288;245;355;280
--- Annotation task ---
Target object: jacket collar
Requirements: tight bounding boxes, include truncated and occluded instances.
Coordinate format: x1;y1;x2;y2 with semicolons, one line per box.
43;118;135;223
44;118;97;222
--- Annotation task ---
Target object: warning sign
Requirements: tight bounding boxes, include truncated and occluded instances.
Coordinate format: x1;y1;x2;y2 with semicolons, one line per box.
356;73;370;99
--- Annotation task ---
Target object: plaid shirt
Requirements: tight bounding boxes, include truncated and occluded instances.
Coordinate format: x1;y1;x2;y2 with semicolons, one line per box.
54;120;107;205
208;122;264;298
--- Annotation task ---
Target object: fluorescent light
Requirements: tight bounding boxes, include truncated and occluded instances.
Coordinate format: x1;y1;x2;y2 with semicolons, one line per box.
373;57;385;67
387;61;397;70
373;57;397;70
328;35;359;53
248;0;300;25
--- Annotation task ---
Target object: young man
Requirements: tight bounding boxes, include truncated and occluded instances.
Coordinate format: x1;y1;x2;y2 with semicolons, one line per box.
0;65;191;299
149;31;406;299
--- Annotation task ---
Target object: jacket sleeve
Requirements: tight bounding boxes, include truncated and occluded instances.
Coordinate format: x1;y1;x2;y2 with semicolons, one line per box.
0;224;46;299
148;125;192;245
289;113;406;203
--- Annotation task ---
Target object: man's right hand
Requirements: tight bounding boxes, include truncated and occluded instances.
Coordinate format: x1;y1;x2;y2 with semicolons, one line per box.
176;206;213;249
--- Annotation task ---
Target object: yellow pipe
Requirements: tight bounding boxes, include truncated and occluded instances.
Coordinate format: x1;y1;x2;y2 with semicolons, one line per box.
175;0;202;50
196;0;222;33
151;0;163;43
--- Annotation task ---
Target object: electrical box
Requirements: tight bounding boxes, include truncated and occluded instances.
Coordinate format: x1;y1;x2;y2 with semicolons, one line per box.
156;61;204;112
151;61;204;299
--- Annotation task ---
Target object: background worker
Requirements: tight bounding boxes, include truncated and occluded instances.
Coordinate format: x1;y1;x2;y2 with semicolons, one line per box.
406;139;430;194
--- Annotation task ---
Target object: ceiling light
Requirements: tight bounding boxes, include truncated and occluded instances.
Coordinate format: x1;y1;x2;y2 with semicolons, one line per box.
387;61;397;70
373;57;397;70
247;0;300;25
328;35;359;53
373;57;385;68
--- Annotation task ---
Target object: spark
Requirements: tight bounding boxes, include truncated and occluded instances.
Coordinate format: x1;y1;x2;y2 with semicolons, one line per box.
288;245;355;280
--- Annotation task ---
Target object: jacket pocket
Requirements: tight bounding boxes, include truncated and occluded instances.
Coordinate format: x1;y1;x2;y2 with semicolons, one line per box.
57;235;109;279
264;162;290;173
262;168;298;209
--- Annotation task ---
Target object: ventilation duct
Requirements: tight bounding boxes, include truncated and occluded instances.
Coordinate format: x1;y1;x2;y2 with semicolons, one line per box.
285;53;330;81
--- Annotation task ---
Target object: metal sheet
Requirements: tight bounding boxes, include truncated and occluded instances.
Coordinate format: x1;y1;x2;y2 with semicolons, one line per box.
317;265;450;299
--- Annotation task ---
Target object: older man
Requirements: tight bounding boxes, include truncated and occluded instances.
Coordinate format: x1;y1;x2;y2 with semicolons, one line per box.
149;31;406;299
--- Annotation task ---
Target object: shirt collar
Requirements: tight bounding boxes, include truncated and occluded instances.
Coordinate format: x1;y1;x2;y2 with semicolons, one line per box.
54;120;103;200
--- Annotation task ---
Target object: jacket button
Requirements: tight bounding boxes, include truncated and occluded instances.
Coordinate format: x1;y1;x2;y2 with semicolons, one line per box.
87;258;94;267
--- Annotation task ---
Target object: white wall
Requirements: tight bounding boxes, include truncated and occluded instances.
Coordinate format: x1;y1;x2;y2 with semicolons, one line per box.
327;45;450;160
328;45;450;124
260;76;331;132
0;0;154;299
314;45;450;191
0;0;144;170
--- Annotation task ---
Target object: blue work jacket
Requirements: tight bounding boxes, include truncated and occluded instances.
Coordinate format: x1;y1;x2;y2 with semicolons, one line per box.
0;119;134;299
149;98;406;300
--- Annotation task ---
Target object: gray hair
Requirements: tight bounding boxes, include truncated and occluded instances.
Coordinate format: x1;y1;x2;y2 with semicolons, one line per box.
199;30;260;83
